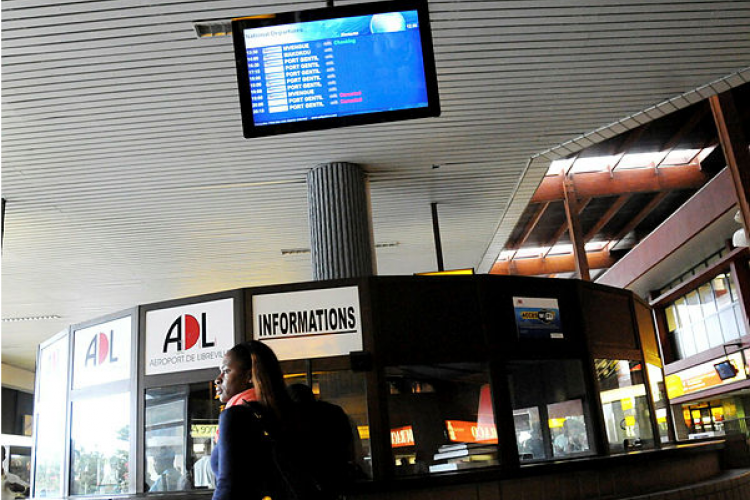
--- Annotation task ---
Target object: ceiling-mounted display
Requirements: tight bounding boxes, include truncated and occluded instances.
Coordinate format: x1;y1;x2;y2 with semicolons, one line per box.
232;0;440;138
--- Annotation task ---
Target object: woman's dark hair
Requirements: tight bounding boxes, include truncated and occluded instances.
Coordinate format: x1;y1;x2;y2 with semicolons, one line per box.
227;341;292;421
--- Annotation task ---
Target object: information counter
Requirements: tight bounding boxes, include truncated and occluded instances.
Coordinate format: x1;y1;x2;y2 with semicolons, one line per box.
32;275;685;499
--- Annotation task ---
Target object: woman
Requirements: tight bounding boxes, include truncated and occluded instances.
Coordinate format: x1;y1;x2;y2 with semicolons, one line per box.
211;341;295;500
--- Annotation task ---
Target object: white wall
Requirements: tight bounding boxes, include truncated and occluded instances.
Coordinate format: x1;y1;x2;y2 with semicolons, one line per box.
1;363;35;393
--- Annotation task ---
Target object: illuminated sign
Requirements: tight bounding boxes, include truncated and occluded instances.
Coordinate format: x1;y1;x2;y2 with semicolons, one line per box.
252;286;363;361
391;425;415;448
445;420;498;444
73;316;132;389
145;298;235;375
665;352;746;399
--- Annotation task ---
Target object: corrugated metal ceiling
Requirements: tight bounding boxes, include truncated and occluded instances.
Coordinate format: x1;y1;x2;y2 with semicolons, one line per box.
3;0;750;369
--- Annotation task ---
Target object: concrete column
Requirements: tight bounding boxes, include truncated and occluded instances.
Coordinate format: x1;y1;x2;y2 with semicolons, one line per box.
307;162;375;280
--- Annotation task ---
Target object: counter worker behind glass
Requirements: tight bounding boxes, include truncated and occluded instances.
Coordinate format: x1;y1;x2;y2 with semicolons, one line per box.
211;341;298;500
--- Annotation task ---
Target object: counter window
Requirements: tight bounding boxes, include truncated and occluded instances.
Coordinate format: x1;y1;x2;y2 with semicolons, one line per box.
385;363;498;475
311;370;371;478
508;360;595;462
33;336;69;498
596;359;654;452
145;383;219;492
284;370;371;479
70;393;130;495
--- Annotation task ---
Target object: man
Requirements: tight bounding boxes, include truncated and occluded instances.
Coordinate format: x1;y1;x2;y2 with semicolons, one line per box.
148;447;183;492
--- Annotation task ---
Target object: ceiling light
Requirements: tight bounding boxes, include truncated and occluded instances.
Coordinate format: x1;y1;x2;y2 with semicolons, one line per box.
281;248;311;255
281;242;400;255
193;20;232;38
2;315;61;323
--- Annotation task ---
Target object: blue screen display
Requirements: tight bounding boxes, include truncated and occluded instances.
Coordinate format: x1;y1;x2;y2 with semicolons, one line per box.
242;10;428;126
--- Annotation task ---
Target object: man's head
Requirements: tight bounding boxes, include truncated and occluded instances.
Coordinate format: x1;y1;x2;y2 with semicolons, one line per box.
152;447;175;473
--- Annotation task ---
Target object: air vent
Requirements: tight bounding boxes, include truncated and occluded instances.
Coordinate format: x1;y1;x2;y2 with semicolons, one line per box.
2;315;61;322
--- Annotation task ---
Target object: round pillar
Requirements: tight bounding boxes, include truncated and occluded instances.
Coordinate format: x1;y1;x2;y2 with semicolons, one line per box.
307;162;375;280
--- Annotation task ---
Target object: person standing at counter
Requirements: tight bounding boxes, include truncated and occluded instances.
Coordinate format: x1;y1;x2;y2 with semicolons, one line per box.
212;341;326;500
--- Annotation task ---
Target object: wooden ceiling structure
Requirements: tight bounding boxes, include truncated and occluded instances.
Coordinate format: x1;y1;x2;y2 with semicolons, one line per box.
492;84;750;280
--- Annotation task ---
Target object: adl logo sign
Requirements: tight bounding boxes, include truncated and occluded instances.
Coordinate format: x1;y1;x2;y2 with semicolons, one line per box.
163;313;215;353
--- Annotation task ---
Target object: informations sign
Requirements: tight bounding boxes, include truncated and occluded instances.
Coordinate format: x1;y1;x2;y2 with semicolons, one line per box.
252;286;362;361
513;296;563;339
145;298;235;375
73;316;132;389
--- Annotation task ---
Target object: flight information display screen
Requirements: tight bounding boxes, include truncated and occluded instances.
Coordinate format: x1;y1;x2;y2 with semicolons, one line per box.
232;0;440;138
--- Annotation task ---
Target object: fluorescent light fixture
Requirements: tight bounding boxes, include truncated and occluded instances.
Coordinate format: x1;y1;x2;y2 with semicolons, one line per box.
193;20;232;38
2;315;61;322
282;242;400;255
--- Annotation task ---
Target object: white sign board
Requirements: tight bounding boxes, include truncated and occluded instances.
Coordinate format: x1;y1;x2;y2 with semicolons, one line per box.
73;316;132;389
145;298;235;375
252;286;363;360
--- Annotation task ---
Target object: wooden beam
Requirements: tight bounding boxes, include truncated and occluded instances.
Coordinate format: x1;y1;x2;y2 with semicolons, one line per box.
491;250;615;276
609;191;669;249
563;178;590;280
542;197;590;257
508;202;550;250
710;91;750;240
584;195;630;242
531;164;706;203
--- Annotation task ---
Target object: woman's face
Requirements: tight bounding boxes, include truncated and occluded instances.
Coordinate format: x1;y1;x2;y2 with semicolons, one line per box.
214;352;252;403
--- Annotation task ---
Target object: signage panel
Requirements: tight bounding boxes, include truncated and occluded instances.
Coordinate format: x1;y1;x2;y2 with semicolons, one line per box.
513;296;563;339
252;286;363;361
73;316;132;389
665;351;746;399
391;425;415;448
145;298;235;375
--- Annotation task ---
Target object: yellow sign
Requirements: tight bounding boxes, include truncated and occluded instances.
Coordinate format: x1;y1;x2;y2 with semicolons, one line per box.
357;425;370;440
191;424;218;438
548;418;566;429
624;416;636;427
416;269;474;276
621;397;634;411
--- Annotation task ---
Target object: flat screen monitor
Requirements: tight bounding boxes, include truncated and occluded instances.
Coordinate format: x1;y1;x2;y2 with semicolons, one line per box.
714;360;738;380
232;0;440;138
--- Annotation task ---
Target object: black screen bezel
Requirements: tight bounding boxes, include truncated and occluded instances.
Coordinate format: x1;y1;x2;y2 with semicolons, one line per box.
232;0;440;139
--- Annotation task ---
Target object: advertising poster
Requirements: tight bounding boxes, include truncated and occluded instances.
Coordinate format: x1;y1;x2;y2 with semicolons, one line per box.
513;296;563;339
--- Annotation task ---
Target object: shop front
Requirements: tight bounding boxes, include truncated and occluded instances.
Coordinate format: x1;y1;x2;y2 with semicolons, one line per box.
665;348;750;441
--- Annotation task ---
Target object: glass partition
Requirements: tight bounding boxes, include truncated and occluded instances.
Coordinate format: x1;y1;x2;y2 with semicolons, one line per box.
144;382;221;492
507;360;595;462
646;364;670;442
310;370;371;478
33;335;69;498
385;363;498;475
70;393;130;495
596;359;654;452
